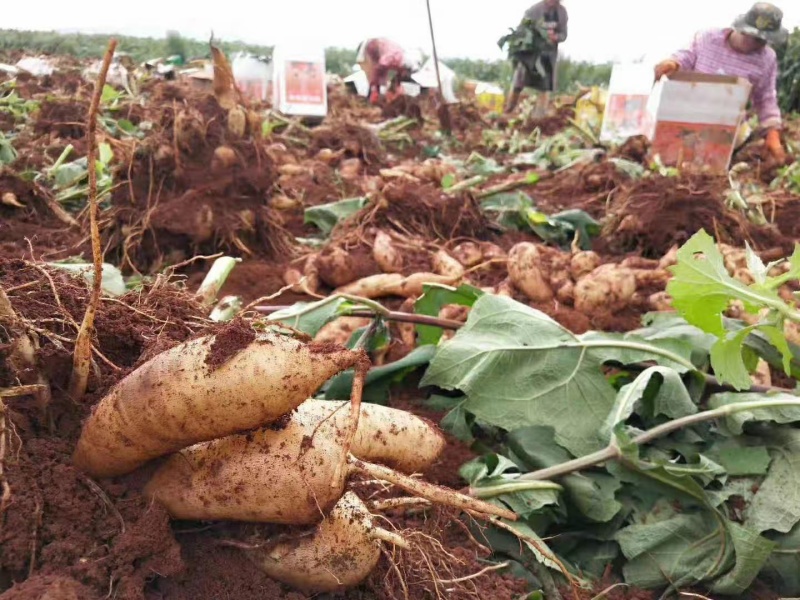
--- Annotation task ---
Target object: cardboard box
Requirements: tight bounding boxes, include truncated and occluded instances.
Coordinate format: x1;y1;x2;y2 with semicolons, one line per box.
599;64;653;143
272;45;328;118
645;72;751;173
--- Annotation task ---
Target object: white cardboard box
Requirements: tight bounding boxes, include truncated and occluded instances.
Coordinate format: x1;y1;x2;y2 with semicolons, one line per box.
271;45;328;118
599;64;653;143
645;71;751;173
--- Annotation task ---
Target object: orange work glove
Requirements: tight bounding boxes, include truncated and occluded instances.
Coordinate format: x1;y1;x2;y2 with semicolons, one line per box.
766;129;787;164
654;60;680;82
369;88;380;105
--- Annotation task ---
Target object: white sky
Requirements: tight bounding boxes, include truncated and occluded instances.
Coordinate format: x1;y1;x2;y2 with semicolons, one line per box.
5;0;800;64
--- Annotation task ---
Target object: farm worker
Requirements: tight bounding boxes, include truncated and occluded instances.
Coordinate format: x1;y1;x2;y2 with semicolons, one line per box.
653;2;789;165
505;0;569;115
356;39;419;105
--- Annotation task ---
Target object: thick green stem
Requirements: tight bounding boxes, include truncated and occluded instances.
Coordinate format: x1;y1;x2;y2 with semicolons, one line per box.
196;256;240;307
578;340;697;373
470;481;563;499
519;398;800;482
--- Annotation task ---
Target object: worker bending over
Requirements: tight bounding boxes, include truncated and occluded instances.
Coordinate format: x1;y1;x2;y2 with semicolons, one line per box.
505;0;569;115
655;2;789;164
356;38;419;105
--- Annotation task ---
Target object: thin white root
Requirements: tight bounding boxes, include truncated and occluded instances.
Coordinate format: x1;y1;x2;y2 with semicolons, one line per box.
347;456;517;521
437;561;510;585
0;397;10;535
371;528;411;550
368;498;433;513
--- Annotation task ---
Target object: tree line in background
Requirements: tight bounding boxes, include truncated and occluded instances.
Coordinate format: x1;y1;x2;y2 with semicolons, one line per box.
0;29;611;93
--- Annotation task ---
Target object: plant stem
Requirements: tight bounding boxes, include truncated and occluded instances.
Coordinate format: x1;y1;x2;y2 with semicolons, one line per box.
470;481;563;499
519;398;800;482
68;39;117;401
195;256;240;307
578;340;697;372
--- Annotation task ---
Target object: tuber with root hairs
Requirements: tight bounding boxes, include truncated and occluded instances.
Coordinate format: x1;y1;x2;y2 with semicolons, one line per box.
249;492;405;592
73;331;368;478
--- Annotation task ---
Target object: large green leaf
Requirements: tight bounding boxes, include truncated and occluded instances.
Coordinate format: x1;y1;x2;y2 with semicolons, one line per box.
709;392;800;435
423;295;698;456
616;513;732;589
508;426;622;523
711;523;776;595
667;230;800;388
303;196;368;236
601;367;697;445
668;230;775;337
761;522;800;595
745;429;800;534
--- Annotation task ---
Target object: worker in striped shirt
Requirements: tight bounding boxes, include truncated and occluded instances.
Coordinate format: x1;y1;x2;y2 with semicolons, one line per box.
654;2;789;164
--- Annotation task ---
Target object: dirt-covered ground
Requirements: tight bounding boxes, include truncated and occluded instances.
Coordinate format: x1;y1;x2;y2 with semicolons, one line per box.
0;56;797;599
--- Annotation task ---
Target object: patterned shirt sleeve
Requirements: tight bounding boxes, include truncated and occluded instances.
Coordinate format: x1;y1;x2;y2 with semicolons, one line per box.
671;31;701;70
753;51;782;129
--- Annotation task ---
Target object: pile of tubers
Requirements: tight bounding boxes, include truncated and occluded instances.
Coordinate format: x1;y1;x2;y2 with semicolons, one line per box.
73;327;513;593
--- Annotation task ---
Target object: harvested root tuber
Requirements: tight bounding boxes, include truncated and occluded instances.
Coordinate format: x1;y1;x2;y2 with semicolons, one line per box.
452;242;483;268
316;246;373;288
433;250;465;279
283;256;320;296
311;400;446;474
574;264;636;313
211;145;238;171
314;317;372;346
508;243;554;303
251;492;402;592
570;251;601;280
145;399;512;524
336;273;406;299
74;331;365;478
373;230;403;273
145;398;353;524
337;273;458;299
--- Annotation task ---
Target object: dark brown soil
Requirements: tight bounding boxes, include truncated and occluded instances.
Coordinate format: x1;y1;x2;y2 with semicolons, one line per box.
599;173;792;258
205;317;255;371
0;260;533;600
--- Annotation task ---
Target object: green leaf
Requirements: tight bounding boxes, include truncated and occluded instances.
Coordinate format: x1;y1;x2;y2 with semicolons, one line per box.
745;243;768;285
579;331;695;373
715;446;772;477
441;173;456;189
508;427;622;523
710;325;761;391
47;262;127;297
413;283;483;346
562;541;620;579
709;392;800;435
439;400;475;443
761;522;800;595
324;345;435;403
97;142;113;166
745;429;800;534
461;454;560;518
634;313;716;365
303;196;368;236
423;295;697;456
268;297;348;336
616;513;731;589
711;523;776;594
496;520;565;573
551;209;601;249
601;367;697;445
667;230;781;337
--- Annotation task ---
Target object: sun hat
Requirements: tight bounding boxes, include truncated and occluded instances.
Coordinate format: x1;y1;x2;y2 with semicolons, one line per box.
732;2;789;45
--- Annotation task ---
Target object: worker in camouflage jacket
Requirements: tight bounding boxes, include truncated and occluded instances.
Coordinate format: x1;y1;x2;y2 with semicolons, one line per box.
654;2;790;165
505;0;568;115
